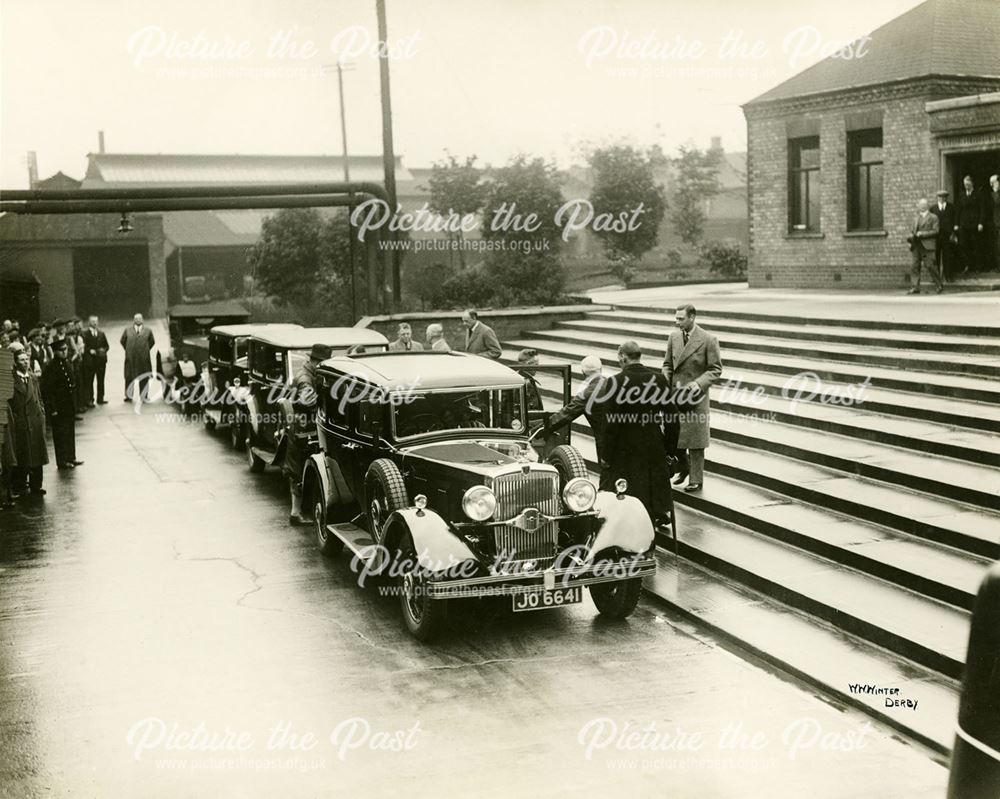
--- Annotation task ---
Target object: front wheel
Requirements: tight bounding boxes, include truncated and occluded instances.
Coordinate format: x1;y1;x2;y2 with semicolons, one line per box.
398;532;448;641
315;498;344;557
590;576;642;619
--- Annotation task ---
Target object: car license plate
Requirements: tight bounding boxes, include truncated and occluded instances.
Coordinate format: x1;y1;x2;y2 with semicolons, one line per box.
512;586;583;613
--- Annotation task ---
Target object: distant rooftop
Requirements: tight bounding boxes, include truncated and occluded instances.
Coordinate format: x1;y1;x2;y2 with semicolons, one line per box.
81;152;412;188
746;0;1000;106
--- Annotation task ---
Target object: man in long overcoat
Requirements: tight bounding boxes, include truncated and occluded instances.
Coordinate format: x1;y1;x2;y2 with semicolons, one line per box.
661;304;722;492
8;347;49;495
120;313;155;402
42;338;82;469
601;341;672;524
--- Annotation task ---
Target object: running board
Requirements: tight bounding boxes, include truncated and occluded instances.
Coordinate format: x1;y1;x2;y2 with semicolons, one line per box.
326;522;382;564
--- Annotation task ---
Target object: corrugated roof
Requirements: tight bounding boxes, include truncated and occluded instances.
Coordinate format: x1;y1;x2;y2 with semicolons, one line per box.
747;0;1000;106
82;153;412;188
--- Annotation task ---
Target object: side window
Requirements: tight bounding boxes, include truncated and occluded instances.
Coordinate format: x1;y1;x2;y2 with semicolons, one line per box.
325;377;349;429
357;401;382;438
249;341;265;379
265;347;285;382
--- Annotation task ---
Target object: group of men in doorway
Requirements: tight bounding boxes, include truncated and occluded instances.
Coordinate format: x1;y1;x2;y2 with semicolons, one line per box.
911;174;1000;294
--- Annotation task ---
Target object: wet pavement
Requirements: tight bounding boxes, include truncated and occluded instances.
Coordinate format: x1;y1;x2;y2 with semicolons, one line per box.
0;340;949;798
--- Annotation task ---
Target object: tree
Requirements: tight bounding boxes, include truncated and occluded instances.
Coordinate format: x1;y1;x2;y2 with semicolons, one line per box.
426;153;486;268
475;155;568;305
248;208;353;317
670;145;722;247
587;144;667;287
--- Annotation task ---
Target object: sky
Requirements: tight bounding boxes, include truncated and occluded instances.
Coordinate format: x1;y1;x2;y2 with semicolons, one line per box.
0;0;924;188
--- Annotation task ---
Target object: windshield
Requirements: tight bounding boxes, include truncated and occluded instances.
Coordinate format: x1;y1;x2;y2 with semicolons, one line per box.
288;348;310;380
393;388;525;439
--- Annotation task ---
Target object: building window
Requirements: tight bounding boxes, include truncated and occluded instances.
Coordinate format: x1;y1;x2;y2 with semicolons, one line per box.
789;136;820;232
847;128;883;231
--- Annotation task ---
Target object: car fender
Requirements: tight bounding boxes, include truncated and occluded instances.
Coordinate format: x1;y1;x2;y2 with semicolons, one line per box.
587;491;654;558
303;453;354;509
246;394;261;433
383;509;477;574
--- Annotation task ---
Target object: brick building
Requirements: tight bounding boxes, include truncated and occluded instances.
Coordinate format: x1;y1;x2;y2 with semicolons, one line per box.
743;0;1000;289
0;152;414;321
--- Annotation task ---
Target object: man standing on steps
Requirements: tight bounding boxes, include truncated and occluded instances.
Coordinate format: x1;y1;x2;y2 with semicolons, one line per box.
541;355;609;482
462;310;502;360
930;190;956;282
661;304;722;493
907;197;942;295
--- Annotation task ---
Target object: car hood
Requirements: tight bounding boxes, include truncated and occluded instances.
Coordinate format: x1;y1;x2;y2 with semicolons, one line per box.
404;440;542;478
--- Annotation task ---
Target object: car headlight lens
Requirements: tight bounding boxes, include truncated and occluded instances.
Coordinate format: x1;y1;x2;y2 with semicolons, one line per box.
562;477;597;512
462;485;497;521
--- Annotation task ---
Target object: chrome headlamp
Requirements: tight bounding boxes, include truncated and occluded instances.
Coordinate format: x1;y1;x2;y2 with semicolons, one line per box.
562;477;597;512
462;485;497;522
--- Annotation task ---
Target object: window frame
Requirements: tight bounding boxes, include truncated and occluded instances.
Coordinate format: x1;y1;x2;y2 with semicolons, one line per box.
846;127;884;232
788;136;821;233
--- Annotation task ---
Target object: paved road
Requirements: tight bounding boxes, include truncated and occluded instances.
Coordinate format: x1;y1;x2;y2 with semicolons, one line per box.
0;365;948;798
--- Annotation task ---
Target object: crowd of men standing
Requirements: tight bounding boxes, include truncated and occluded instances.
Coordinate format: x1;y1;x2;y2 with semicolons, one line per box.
1;313;154;506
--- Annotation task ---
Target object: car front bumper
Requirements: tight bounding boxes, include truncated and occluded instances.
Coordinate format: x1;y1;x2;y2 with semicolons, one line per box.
424;555;656;600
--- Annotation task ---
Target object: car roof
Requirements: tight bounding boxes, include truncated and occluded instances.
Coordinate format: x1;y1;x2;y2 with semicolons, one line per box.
210;323;302;338
318;351;525;390
250;327;389;349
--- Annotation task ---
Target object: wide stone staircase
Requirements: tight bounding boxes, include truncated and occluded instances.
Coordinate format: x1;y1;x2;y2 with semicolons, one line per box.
503;304;1000;757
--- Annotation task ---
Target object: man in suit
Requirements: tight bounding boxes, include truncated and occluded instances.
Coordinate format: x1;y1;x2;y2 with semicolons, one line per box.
907;197;942;295
82;315;109;406
120;313;155;402
601;341;672;524
462;310;502;359
8;346;49;495
661;304;722;493
425;323;451;352
989;174;1000;272
42;338;83;470
955;175;986;275
388;322;424;352
542;355;609;473
930;189;956;282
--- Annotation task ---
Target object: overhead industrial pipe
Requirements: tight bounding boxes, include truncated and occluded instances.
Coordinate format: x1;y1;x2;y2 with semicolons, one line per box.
0;182;388;202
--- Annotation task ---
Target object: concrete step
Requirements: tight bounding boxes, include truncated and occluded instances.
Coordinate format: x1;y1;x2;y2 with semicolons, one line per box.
646;536;960;756
564;424;990;615
514;328;1000;404
612;302;1000;338
584;308;1000;356
509;341;1000;510
517;331;1000;464
547;316;1000;378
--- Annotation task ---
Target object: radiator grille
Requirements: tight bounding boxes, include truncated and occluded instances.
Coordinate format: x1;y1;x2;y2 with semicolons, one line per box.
492;471;560;564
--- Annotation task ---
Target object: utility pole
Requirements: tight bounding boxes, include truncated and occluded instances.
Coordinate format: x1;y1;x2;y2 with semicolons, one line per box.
334;61;358;322
376;0;401;311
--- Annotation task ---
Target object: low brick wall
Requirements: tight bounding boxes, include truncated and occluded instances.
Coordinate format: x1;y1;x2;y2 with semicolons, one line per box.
358;305;611;350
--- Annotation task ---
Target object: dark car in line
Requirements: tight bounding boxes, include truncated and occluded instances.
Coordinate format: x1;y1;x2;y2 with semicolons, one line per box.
242;327;390;471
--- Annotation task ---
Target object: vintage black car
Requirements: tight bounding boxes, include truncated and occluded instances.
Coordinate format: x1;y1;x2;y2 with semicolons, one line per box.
300;351;657;640
198;323;302;447
243;327;389;472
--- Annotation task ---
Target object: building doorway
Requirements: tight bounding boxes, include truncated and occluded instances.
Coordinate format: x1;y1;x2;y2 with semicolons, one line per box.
73;245;151;319
946;149;1000;198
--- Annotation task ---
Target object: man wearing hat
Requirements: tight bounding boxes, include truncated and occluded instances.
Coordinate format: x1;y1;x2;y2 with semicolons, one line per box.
41;338;83;469
930;189;956;282
8;345;49;496
28;328;50;376
285;343;332;524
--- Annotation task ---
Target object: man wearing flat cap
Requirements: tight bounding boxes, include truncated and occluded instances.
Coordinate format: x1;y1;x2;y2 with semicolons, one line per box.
41;338;83;469
285;343;332;524
930;189;956;282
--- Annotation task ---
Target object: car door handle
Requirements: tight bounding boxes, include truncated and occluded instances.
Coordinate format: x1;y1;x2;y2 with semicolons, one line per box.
342;442;359;451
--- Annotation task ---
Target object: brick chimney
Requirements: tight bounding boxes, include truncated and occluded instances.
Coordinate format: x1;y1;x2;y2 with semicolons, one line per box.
98;130;106;154
710;136;723;152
